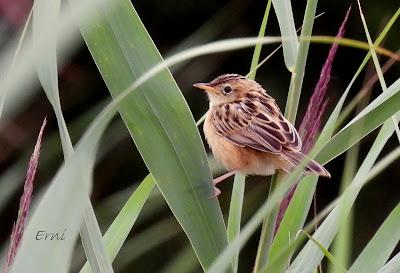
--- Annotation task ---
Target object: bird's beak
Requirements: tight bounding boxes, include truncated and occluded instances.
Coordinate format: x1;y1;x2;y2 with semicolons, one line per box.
193;82;217;94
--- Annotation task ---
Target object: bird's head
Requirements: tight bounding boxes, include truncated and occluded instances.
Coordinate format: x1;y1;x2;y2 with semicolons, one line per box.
193;74;261;106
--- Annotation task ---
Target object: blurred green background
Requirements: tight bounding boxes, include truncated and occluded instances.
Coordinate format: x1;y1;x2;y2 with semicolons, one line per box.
0;0;399;272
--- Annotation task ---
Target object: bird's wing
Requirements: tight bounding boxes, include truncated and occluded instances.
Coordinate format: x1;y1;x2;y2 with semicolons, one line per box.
211;96;302;154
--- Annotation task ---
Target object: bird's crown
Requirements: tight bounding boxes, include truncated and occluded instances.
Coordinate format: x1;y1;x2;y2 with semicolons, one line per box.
209;74;246;87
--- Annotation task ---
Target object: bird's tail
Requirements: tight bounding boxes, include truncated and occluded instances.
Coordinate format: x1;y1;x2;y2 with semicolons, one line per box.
282;150;331;178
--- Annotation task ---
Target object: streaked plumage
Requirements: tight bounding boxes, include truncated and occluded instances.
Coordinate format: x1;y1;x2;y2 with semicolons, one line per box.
194;74;330;183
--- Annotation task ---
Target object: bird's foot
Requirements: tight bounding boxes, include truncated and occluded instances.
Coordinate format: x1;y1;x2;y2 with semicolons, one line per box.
209;170;237;198
209;186;221;199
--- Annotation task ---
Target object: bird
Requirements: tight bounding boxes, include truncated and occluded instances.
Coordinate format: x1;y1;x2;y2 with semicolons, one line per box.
193;73;330;197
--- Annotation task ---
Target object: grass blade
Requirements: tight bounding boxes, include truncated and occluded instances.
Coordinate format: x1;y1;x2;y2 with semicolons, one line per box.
227;173;246;273
356;0;400;142
349;202;400;273
79;200;114;273
248;0;272;79
284;0;318;122
336;48;400;129
0;9;32;119
113;218;181;272
32;1;113;272
328;144;357;273
72;0;229;270
266;175;317;273
288;117;398;273
329;29;376;272
271;0;299;71
32;0;73;156
79;175;155;273
299;230;348;273
367;147;400;180
378;252;400;273
317;79;400;164
253;177;278;273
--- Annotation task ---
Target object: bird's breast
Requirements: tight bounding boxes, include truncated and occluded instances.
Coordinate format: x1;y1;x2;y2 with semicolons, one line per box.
204;111;241;169
203;110;287;176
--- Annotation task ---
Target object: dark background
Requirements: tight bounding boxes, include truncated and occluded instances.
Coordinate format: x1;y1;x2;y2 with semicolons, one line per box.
0;0;399;272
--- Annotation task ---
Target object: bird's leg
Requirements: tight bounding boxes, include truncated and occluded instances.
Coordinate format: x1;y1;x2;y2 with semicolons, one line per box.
213;170;237;185
210;170;238;198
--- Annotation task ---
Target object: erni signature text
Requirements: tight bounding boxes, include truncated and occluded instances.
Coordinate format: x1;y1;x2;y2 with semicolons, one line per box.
35;229;66;241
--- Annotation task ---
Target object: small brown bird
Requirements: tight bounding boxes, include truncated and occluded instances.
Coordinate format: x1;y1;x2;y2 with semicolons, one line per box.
194;74;330;196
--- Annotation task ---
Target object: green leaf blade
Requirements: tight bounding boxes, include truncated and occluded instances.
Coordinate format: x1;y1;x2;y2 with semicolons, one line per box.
349;202;400;273
288;119;397;273
80;175;155;273
318;80;400;165
271;0;299;71
227;173;246;273
378;252;400;273
74;0;229;270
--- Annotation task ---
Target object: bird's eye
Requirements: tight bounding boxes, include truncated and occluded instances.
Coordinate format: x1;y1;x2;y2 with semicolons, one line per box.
223;86;232;94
